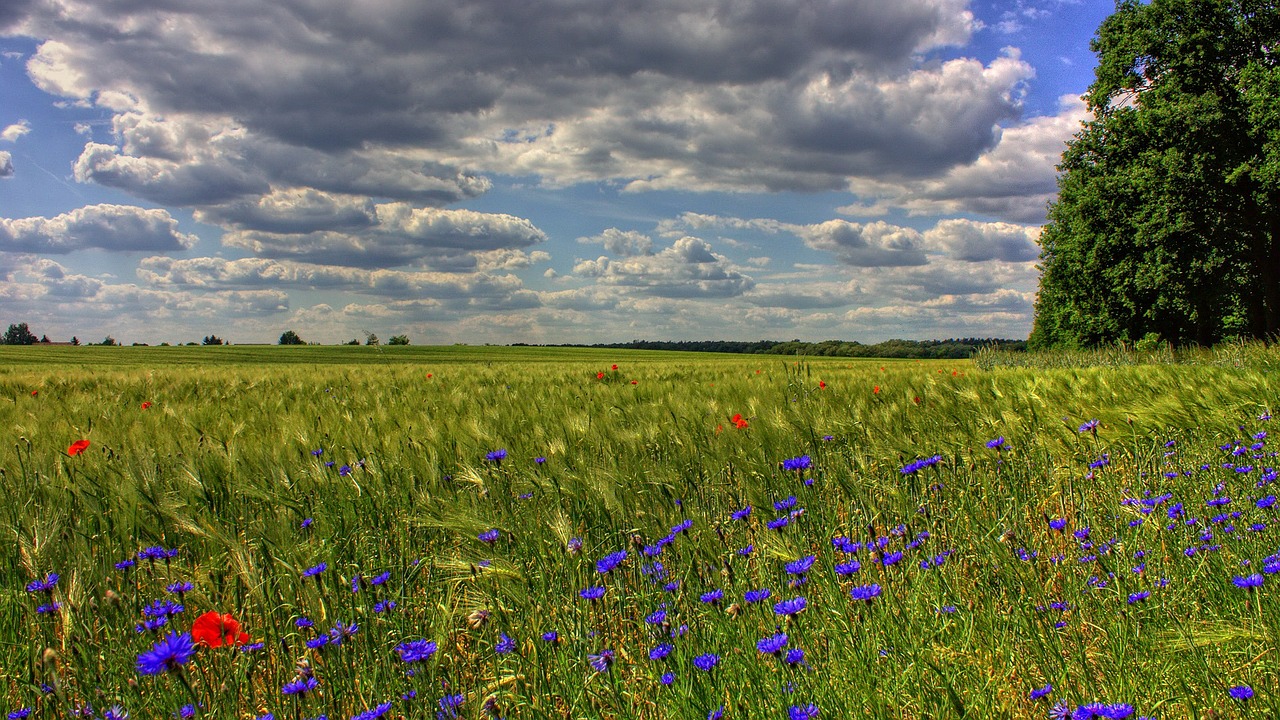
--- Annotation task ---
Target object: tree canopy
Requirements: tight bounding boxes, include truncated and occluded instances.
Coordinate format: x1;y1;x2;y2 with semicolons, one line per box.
1031;0;1280;348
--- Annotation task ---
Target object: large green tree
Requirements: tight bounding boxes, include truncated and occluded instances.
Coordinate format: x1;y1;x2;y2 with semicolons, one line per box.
1031;0;1280;348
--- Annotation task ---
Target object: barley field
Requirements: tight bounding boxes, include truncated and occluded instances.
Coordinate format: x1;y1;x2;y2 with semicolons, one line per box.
2;345;1280;720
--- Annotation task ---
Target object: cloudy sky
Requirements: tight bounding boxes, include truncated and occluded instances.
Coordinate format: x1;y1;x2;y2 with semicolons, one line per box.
0;0;1110;345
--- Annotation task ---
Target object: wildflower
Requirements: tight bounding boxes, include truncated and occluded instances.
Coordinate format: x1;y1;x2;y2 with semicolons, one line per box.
67;439;90;456
660;672;675;685
350;702;393;720
588;649;614;673
785;648;806;666
136;632;195;675
1079;419;1100;434
542;631;560;645
789;705;819;720
302;563;327;578
767;516;791;531
986;437;1005;449
1233;573;1264;589
1072;702;1134;718
757;633;788;655
879;551;903;567
744;588;772;604
395;639;437;663
300;518;313;529
328;620;358;645
580;584;607;601
282;677;318;696
900;455;942;475
25;573;59;594
596;550;627;574
1229;685;1254;700
693;653;719;672
671;519;693;534
700;589;724;605
785;555;816;575
774;596;807;616
731;413;749;429
166;581;194;596
1126;591;1150;604
731;506;752;521
708;707;724;720
478;529;500;544
567;537;583;554
495;633;516;654
782;456;812;472
191;611;250;648
1029;684;1053;701
850;584;882;604
834;560;861;575
485;449;507;463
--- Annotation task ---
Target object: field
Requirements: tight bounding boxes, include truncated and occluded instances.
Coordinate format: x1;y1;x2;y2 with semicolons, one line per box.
2;345;1280;719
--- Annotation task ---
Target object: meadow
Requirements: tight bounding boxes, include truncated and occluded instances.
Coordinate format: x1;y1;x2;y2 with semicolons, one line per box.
2;345;1280;719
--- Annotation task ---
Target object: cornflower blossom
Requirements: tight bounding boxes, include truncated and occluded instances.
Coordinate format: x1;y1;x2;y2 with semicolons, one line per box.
757;633;788;655
1229;685;1254;700
301;563;327;578
485;449;507;462
851;584;882;604
136;632;195;675
282;677;318;696
396;639;437;663
900;455;942;475
782;456;812;472
774;596;806;616
588;649;615;673
693;653;720;672
596;550;627;574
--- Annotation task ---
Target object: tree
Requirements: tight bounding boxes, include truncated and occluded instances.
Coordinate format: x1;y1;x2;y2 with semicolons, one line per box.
364;332;379;346
70;336;79;346
388;334;410;346
1031;0;1280;348
202;335;224;346
279;330;305;345
3;323;38;345
100;336;117;346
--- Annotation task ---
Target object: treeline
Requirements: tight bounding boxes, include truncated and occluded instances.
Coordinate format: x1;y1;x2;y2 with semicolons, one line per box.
521;338;1028;359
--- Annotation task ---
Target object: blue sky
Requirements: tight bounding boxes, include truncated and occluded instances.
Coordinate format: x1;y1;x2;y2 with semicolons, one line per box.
0;0;1112;345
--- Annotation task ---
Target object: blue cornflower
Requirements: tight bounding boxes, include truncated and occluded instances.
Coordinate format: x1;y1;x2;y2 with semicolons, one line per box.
437;693;465;717
693;653;719;671
396;639;437;662
782;455;812;472
542;631;560;645
495;633;516;654
879;551;903;567
1072;702;1133;718
1029;684;1053;700
8;710;32;719
767;515;791;531
350;701;393;720
588;649;614;673
785;648;806;666
986;437;1006;449
774;596;806;616
660;672;675;685
282;677;318;696
328;620;358;645
700;589;724;605
708;706;724;720
1079;419;1100;434
596;550;628;574
757;632;788;655
789;704;819;720
1229;685;1254;700
649;643;673;661
785;555;816;575
302;562;327;578
900;455;943;475
166;581;193;595
731;506;753;521
580;586;606;601
1234;574;1265;589
338;465;352;476
25;573;59;594
774;496;797;511
851;583;882;603
534;456;546;464
478;528;500;544
485;449;507;462
671;519;693;534
136;632;195;675
115;558;137;570
645;607;667;624
744;588;772;604
1127;591;1150;604
143;599;184;617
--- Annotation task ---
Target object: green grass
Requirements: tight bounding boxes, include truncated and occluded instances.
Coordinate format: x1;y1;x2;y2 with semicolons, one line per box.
1;346;1278;719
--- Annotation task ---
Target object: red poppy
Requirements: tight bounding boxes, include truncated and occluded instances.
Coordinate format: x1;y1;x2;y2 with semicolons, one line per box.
426;373;433;378
141;401;152;410
67;439;90;456
873;386;880;394
818;381;827;389
913;396;922;404
596;371;605;380
191;611;250;648
611;364;618;370
630;380;638;385
30;390;38;397
731;413;749;429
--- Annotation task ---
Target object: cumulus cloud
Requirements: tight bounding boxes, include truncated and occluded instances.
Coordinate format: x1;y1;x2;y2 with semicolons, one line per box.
0;204;198;253
578;228;654;257
795;220;930;267
11;0;1025;201
2;120;31;142
219;204;546;270
0;151;12;178
923;218;1040;262
573;236;755;298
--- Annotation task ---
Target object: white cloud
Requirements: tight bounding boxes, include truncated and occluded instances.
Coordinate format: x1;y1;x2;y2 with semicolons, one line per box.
923;218;1040;262
0;151;12;178
573;236;755;298
0;204;198;253
1;120;31;142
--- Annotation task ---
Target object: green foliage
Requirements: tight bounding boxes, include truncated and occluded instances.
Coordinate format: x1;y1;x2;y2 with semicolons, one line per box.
2;322;38;345
1032;0;1280;348
388;334;410;346
278;329;305;345
202;334;225;346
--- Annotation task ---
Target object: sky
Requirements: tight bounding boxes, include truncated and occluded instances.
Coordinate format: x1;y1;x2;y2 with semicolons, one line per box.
0;0;1114;346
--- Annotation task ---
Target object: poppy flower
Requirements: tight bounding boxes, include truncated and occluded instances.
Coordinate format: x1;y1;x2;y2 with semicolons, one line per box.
191;611;250;648
597;372;605;380
67;440;90;456
818;381;826;389
426;373;433;378
731;414;749;429
141;401;152;410
873;386;880;394
611;364;618;370
30;390;38;397
630;380;638;385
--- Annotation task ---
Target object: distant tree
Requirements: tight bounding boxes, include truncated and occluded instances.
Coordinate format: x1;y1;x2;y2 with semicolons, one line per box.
344;338;361;346
388;334;410;346
3;323;38;345
202;335;224;346
39;334;50;343
100;336;117;346
279;330;305;345
364;332;379;346
70;336;79;346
